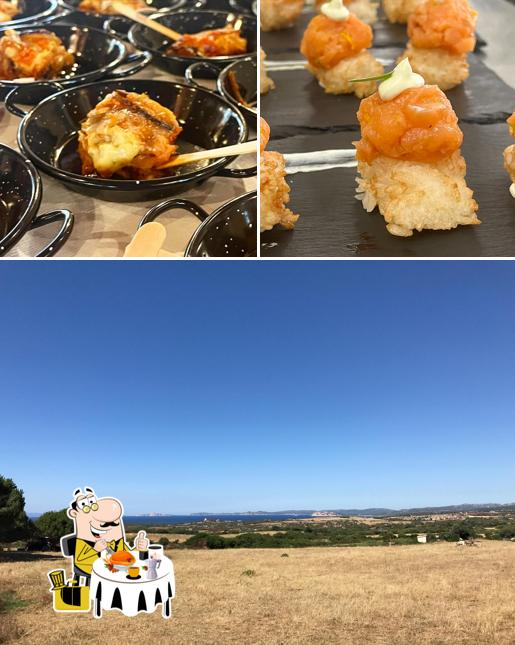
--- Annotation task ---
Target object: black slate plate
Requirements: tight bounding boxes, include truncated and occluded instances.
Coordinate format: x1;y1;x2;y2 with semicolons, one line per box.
261;9;486;54
260;123;515;257
261;48;515;137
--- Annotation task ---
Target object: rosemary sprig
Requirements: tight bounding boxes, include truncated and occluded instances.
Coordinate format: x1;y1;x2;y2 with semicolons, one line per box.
350;70;394;84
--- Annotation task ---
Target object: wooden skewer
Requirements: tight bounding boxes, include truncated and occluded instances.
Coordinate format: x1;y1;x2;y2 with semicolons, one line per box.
113;2;183;41
158;140;257;170
124;222;184;257
124;222;168;257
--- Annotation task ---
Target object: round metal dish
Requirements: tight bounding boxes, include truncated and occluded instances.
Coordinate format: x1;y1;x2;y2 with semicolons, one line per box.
139;190;257;257
8;79;256;202
0;144;73;256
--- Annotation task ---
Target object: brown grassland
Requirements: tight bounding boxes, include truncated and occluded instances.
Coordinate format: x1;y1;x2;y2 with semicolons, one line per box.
1;541;514;645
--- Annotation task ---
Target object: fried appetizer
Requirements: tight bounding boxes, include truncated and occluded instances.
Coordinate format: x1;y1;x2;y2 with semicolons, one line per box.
301;0;383;97
260;48;275;94
503;112;515;199
0;30;74;81
400;0;477;90
78;90;182;180
0;0;18;22
315;0;378;25
260;0;304;31
354;59;479;237
78;0;146;14
260;118;299;232
167;27;247;58
383;0;424;24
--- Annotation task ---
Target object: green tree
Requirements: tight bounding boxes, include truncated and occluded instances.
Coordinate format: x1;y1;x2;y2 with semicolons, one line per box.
0;476;33;542
158;536;170;547
35;509;73;542
443;520;476;541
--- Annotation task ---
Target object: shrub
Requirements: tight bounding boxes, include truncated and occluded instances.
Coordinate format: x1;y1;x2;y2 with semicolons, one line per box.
34;510;72;545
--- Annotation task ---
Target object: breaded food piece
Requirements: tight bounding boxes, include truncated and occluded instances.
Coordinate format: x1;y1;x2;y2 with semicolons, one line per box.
261;151;299;231
316;0;378;25
301;13;373;69
308;50;383;97
0;29;74;80
260;0;304;31
78;90;182;179
78;0;146;13
167;27;247;58
408;0;476;55
260;116;271;153
399;44;468;90
383;0;424;24
260;48;275;94
355;85;463;164
504;113;515;197
0;0;18;22
260;117;299;232
347;0;378;24
356;151;479;236
504;144;515;183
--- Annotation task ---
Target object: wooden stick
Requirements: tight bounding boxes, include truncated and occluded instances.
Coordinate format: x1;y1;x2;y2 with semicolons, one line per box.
158;140;257;170
124;222;167;257
112;2;183;41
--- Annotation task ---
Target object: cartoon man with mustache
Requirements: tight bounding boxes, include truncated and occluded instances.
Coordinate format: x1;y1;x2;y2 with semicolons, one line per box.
61;487;149;584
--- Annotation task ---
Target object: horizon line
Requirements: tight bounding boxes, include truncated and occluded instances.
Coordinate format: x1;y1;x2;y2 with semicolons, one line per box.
27;500;515;516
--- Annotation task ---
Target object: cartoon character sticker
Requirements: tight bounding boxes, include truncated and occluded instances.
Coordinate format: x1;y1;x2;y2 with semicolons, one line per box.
48;487;175;618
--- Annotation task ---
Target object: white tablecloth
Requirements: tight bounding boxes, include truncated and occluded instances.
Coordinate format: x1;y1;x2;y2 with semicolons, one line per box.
90;549;175;618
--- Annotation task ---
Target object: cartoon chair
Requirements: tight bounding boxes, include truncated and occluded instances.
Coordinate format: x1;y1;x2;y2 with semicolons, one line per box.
48;569;90;613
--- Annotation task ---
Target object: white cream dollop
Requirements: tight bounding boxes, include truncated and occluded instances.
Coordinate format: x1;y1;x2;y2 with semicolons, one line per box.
321;0;350;21
378;58;425;101
510;183;515;199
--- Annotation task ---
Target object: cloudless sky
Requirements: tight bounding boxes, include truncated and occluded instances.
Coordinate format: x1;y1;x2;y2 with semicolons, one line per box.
1;261;514;514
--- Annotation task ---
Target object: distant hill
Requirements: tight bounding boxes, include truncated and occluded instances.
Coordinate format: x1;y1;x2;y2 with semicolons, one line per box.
192;503;515;517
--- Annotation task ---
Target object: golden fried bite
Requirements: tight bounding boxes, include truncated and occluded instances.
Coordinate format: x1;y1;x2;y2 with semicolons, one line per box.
315;0;378;25
400;0;477;90
383;0;424;23
399;44;469;90
260;0;304;31
300;12;383;97
354;84;479;236
0;0;18;22
0;30;74;81
78;0;146;13
356;152;479;236
504;113;515;198
167;27;247;58
260;118;299;232
78;90;182;180
260;48;275;94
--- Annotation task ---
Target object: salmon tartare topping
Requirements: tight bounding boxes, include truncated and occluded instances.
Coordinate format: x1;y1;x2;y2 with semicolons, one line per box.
301;14;373;69
354;85;464;163
408;0;477;56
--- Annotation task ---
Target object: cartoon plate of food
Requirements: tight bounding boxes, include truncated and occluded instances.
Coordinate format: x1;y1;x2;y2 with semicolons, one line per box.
104;550;136;573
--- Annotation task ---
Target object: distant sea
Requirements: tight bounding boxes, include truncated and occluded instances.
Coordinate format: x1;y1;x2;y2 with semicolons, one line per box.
124;514;314;525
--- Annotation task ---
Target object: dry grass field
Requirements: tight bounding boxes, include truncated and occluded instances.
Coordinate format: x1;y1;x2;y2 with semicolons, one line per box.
1;541;515;645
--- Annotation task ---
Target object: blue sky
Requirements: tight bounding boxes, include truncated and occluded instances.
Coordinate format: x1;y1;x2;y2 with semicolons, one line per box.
1;261;514;514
